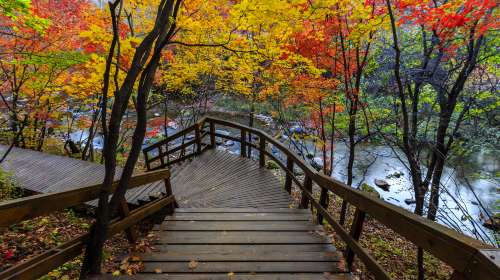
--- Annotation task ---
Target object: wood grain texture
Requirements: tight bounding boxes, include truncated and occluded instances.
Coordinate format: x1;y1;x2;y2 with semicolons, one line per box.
0;145;166;207
124;208;346;279
169;149;292;208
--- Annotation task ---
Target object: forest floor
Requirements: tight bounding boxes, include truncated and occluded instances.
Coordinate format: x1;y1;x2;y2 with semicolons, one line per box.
0;208;160;279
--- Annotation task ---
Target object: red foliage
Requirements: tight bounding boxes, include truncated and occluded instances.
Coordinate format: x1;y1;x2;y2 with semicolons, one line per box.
397;0;497;47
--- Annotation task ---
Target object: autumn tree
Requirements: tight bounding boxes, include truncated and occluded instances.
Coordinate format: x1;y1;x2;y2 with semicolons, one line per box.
383;0;497;277
81;0;244;275
0;0;92;151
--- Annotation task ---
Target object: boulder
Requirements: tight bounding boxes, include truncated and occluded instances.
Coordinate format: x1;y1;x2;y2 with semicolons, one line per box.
483;217;500;232
404;198;416;205
374;179;390;191
386;171;404;179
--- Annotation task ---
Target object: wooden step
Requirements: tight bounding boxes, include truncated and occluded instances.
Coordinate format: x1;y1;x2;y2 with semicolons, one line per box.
100;273;352;279
113;208;349;278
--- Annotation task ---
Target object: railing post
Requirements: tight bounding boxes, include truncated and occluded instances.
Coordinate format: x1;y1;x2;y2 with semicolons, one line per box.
195;123;202;154
164;178;178;211
143;150;151;171
240;129;247;157
300;175;312;209
248;132;252;158
209;121;216;148
166;141;170;165
119;199;138;243
284;157;293;194
346;208;366;269
317;187;329;224
259;135;265;167
158;145;165;168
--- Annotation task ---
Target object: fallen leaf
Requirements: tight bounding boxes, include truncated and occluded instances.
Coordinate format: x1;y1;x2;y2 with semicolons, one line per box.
188;260;199;269
112;270;121;276
154;268;162;274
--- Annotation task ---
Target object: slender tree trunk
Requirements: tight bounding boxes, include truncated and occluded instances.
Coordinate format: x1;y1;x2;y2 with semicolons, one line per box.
81;1;182;276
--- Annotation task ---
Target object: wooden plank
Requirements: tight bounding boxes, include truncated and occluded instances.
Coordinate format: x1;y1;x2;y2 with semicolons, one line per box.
157;221;321;231
156;231;331;244
141;261;343;273
99;273;352;279
139;251;342;262
152;244;338;253
165;213;311;221
175;208;309;213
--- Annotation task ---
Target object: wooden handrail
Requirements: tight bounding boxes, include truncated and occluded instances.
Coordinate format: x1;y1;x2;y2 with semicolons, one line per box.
141;116;499;280
143;118;208;171
0;195;176;280
0;169;170;227
0;168;175;280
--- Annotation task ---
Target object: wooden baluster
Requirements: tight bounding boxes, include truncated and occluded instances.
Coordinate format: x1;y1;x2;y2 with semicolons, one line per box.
240;130;246;157
248;132;252;158
165;141;170;165
317;187;329;224
143;150;151;171
300;175;312;209
284;157;293;194
119;199;138;243
158;146;165;168
163;178;178;211
209;121;216;148
346;208;366;269
259;135;265;167
195;124;202;154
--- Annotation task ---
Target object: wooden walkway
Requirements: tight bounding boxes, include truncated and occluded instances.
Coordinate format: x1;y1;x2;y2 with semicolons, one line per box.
1;145;347;279
0;145;291;208
0;145;160;206
169;149;292;208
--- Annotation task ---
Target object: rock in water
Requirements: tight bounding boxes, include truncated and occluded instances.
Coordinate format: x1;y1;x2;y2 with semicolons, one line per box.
483;217;500;232
404;198;416;205
374;179;390;191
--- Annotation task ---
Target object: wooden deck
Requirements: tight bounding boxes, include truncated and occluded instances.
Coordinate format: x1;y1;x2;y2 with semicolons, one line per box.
0;145;160;206
1;117;498;280
0;146;290;208
121;151;347;279
169;149;292;208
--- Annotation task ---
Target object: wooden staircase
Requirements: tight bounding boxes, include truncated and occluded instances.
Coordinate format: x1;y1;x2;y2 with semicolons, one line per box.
123;208;350;279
